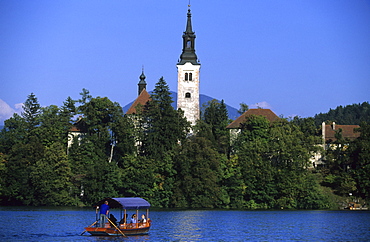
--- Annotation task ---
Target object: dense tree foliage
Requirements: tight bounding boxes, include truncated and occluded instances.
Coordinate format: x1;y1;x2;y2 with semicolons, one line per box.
348;122;370;199
230;116;328;209
314;102;370;125
0;88;368;209
200;99;230;154
138;77;190;207
140;77;190;159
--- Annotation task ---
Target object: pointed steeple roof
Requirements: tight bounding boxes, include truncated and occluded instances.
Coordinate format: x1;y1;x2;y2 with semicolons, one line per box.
138;67;147;96
185;8;194;35
178;7;199;65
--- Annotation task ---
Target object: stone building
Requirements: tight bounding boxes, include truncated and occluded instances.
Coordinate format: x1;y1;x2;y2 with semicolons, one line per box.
321;122;360;145
311;122;361;168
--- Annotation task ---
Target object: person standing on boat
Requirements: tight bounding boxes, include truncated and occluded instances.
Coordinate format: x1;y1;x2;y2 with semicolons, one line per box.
97;201;110;227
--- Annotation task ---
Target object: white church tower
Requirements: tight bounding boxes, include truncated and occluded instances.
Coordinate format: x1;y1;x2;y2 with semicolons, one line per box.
177;6;200;126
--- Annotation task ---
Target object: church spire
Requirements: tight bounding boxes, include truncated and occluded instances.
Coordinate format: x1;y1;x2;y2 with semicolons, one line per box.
138;66;147;96
178;6;199;65
176;4;201;127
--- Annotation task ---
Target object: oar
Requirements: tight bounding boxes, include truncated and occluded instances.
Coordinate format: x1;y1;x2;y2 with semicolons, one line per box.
107;217;127;237
80;220;98;235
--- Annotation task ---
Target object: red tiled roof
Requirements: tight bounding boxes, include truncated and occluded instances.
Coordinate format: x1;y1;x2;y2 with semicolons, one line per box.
126;89;151;114
324;124;360;141
69;118;88;133
69;126;82;132
226;109;280;129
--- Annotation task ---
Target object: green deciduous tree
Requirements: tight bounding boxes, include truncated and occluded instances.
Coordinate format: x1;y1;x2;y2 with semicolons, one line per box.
232;115;331;209
349;122;370;199
30;142;73;206
172;137;225;208
238;102;249;115
200;99;230;154
0;113;27;153
3;135;44;205
119;155;156;199
70;94;133;203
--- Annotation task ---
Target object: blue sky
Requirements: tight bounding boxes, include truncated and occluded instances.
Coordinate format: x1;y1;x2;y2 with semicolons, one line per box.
1;0;369;124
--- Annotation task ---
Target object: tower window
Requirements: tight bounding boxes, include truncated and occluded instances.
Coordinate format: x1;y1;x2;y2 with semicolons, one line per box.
186;40;191;48
185;92;191;98
184;72;192;81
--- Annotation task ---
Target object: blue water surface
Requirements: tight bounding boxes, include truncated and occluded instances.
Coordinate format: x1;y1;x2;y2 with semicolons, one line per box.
0;207;369;241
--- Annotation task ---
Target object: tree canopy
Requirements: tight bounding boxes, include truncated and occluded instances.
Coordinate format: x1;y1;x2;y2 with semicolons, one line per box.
0;87;368;209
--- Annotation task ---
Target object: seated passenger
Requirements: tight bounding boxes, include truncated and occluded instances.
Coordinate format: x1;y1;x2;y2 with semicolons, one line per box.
140;214;147;223
131;214;137;224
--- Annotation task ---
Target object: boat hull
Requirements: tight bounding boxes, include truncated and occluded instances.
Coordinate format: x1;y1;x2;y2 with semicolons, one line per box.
85;223;151;236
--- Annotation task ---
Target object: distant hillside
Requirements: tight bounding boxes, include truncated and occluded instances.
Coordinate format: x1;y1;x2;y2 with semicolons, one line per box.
123;91;239;121
314;101;370;125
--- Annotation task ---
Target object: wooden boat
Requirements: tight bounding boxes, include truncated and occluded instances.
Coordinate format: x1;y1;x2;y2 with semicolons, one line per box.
83;197;152;236
345;202;368;210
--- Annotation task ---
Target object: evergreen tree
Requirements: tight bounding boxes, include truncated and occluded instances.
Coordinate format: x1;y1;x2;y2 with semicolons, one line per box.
140;77;190;159
1;94;44;205
78;88;92;105
314;102;370;125
60;96;77;137
22;93;41;133
201;99;230;154
139;77;190;207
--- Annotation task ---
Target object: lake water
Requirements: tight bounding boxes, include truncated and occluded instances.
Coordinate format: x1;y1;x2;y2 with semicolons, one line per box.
0;207;369;241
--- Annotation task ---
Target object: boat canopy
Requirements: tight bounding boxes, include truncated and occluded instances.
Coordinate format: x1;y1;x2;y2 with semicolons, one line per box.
94;197;151;210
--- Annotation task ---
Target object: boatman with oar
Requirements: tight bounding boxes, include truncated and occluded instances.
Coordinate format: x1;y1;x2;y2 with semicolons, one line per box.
97;201;110;227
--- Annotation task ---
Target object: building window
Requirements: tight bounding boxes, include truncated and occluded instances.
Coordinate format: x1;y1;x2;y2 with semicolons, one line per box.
185;92;191;98
184;72;192;81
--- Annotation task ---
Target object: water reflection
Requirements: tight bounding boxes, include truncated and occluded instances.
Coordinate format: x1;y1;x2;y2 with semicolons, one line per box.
171;210;204;240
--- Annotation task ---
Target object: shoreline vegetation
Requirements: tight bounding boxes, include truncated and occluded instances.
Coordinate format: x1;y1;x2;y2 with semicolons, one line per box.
0;81;369;209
